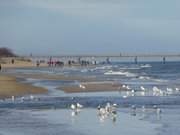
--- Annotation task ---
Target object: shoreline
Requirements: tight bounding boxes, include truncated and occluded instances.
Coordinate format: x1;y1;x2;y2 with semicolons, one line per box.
0;57;128;98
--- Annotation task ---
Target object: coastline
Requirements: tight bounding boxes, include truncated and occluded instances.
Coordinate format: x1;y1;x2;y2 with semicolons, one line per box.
0;57;127;98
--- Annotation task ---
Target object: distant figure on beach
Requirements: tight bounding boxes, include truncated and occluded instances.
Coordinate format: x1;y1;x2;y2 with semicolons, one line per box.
36;60;40;67
163;57;166;64
0;64;1;71
11;59;14;64
106;57;110;64
48;57;53;67
68;60;72;66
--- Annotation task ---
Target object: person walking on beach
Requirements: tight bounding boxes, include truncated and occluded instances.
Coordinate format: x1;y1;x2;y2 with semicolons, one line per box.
11;59;14;64
36;60;40;67
0;64;2;71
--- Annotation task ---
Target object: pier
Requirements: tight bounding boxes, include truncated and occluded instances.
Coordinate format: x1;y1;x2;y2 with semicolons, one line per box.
27;54;180;63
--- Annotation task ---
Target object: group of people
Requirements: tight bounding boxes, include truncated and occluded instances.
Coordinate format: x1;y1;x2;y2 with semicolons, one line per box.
48;60;64;67
34;57;100;68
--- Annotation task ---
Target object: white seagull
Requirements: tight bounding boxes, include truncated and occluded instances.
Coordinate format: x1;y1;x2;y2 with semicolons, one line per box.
77;103;83;109
140;86;146;91
30;95;34;100
79;84;86;89
11;96;15;102
71;104;76;110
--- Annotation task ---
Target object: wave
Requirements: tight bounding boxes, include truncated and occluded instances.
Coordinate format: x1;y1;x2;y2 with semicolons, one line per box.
118;67;141;70
151;78;168;83
138;76;151;80
81;69;89;73
94;65;113;70
138;76;168;83
104;70;136;77
140;64;152;68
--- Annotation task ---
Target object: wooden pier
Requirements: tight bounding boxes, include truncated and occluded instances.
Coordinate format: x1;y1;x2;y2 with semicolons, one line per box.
27;53;180;63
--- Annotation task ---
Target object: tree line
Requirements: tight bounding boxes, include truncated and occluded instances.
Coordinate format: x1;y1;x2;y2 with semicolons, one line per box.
0;47;16;57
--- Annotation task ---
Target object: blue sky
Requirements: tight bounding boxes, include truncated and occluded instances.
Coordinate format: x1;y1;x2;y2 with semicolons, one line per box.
0;0;180;55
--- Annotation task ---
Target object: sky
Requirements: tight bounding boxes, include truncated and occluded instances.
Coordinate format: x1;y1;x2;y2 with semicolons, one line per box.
0;0;180;55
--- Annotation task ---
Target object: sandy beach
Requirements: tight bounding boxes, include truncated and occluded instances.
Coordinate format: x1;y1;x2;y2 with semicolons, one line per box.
0;75;48;99
15;73;126;93
0;57;48;69
0;57;127;98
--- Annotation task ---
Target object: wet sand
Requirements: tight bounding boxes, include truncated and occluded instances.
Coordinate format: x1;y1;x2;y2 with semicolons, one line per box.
16;73;96;82
0;75;48;99
17;73;127;93
58;82;127;93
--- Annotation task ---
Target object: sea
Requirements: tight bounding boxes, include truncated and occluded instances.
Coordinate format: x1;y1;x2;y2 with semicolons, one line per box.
0;60;180;135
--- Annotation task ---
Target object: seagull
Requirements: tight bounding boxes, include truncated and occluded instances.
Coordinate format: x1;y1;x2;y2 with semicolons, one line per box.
153;86;160;92
175;88;180;91
142;106;146;112
140;86;146;91
122;85;126;88
153;105;162;114
97;103;118;122
140;91;145;96
98;107;107;116
123;95;128;98
71;103;82;117
97;105;101;110
167;87;173;92
71;104;76;110
79;84;86;89
126;85;131;90
105;102;111;113
167;87;173;95
77;103;83;109
156;108;162;114
153;86;161;96
112;103;118;107
11;96;15;102
131;89;135;96
131;89;135;93
30;95;34;100
71;111;77;116
111;104;118;115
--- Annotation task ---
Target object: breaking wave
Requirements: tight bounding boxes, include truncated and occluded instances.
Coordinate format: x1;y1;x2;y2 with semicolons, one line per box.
104;70;136;77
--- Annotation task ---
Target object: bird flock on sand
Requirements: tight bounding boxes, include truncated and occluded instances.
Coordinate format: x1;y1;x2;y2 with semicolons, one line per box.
70;102;118;122
70;102;162;123
4;84;179;103
121;84;180;98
